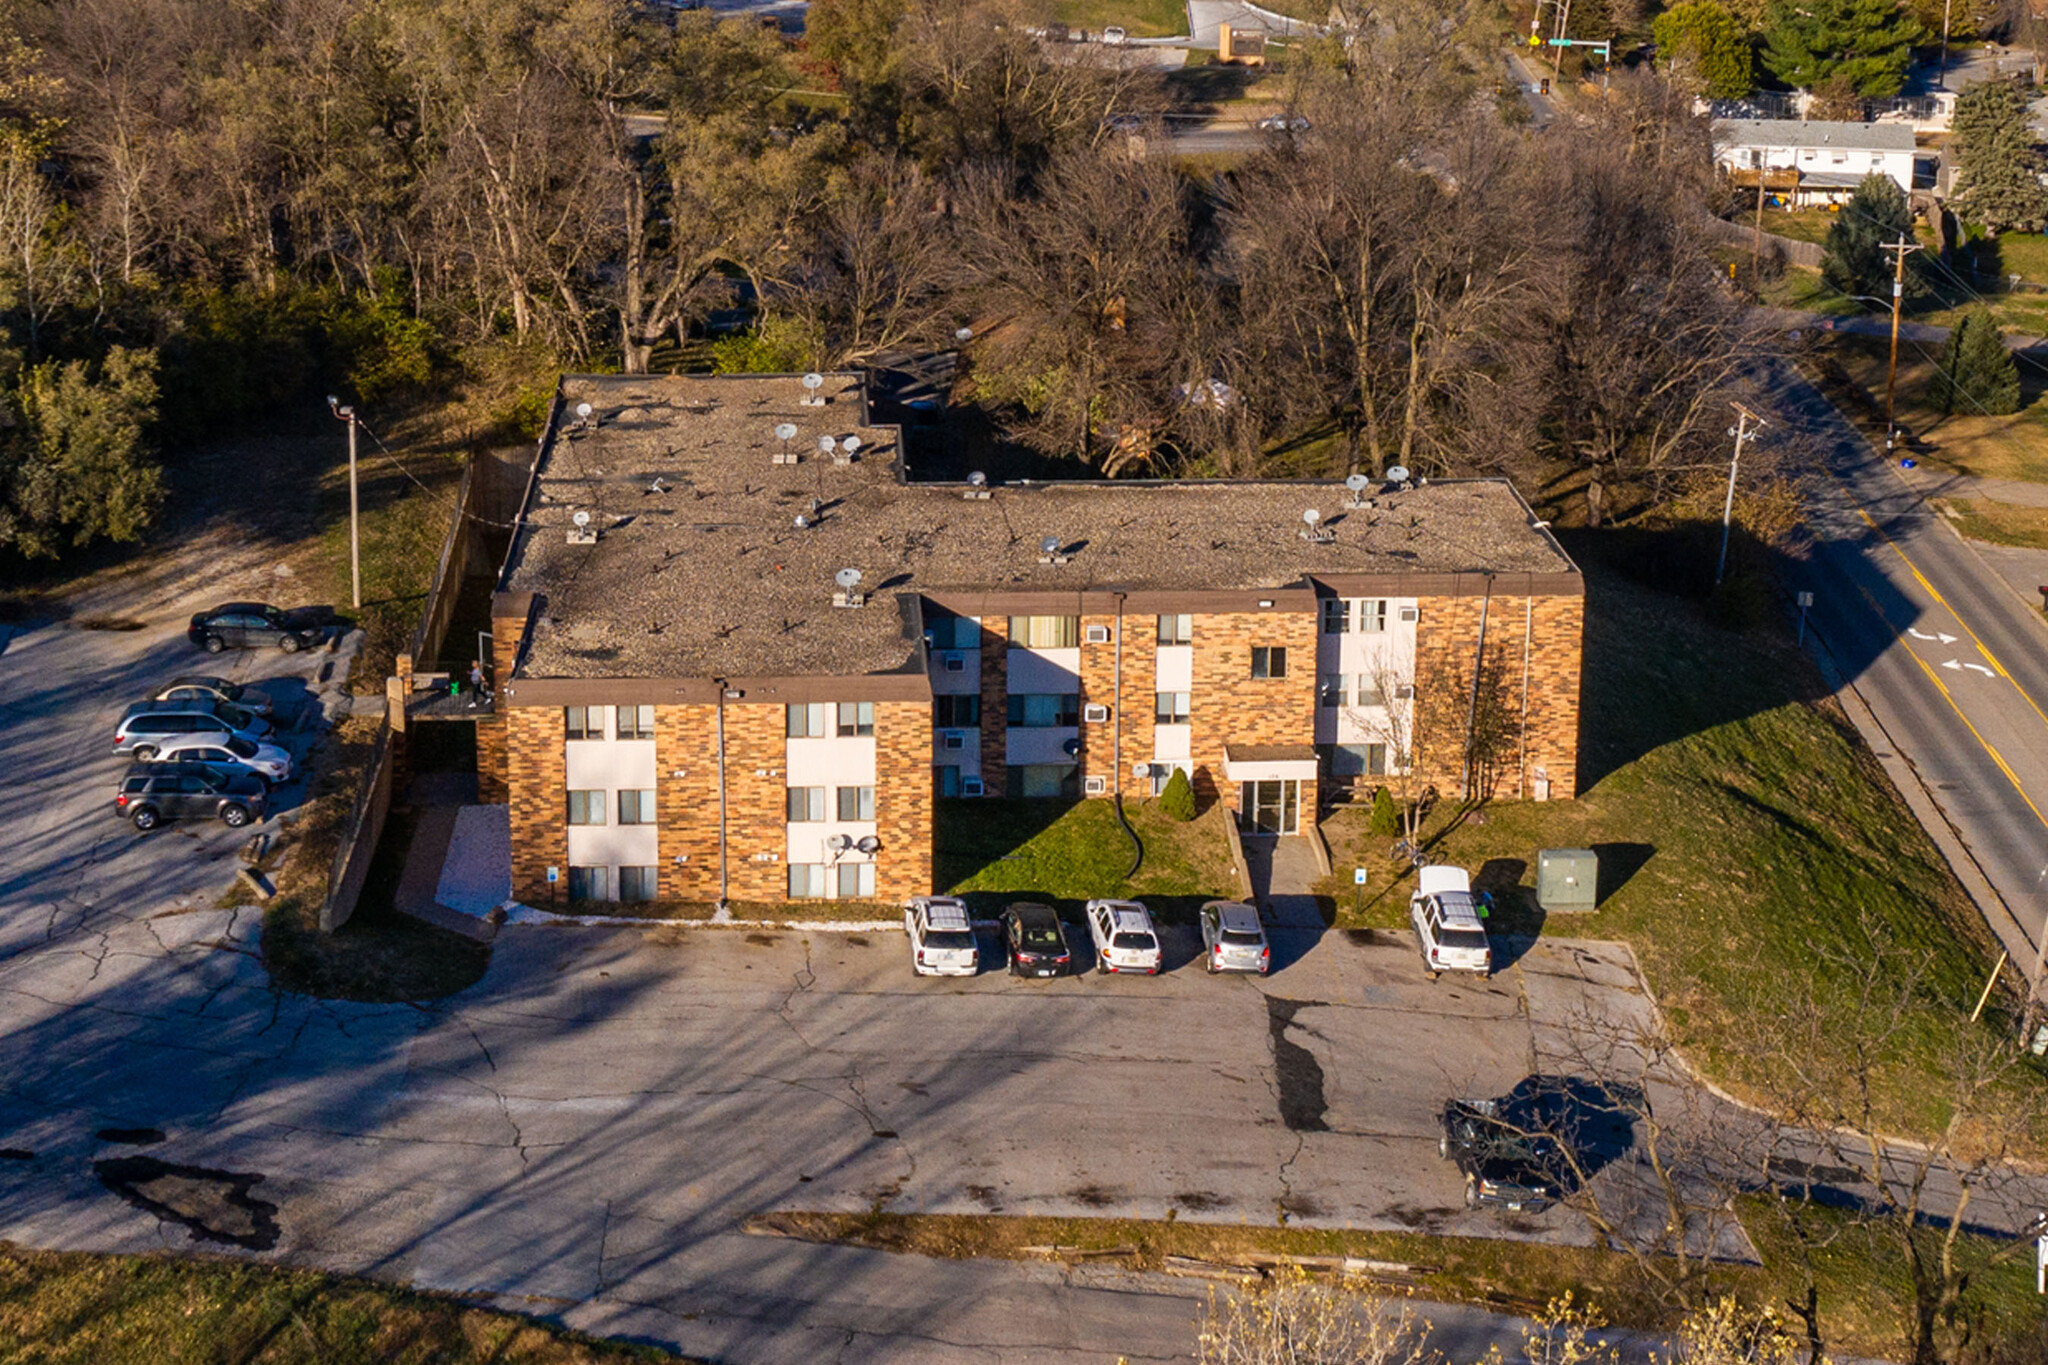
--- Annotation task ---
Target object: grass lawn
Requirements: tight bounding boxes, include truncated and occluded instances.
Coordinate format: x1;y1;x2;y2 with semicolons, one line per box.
0;1244;668;1365
1935;497;2048;550
938;797;1239;920
1757;207;1840;247
1827;331;2048;484
1053;0;1186;37
1316;545;2018;1143
1757;267;1856;316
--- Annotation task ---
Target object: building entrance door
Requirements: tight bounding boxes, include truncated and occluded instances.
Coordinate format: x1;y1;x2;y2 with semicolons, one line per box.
1241;780;1298;835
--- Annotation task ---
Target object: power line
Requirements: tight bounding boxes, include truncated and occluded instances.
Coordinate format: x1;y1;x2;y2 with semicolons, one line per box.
352;415;529;532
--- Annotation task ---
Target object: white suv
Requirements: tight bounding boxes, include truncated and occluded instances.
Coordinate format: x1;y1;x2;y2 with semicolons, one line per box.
1084;899;1162;975
1410;866;1492;979
904;896;979;976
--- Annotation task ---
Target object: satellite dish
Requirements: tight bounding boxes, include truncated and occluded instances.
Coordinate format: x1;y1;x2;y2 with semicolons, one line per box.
841;436;861;455
572;510;592;529
1345;473;1370;493
955;326;974;342
774;422;798;441
793;514;809;529
828;833;852;853
967;471;987;488
1132;761;1151;778
1040;535;1061;556
1062;737;1082;757
835;567;863;589
575;402;593;420
1386;465;1411;484
801;372;824;391
818;434;837;453
855;835;880;854
1303;508;1322;526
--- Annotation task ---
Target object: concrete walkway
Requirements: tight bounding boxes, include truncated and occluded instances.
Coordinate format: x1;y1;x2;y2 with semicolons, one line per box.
389;774;496;942
1241;834;1324;929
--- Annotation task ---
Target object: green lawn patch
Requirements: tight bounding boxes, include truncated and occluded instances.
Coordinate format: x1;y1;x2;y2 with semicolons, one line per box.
938;797;1239;919
1317;544;2018;1142
1827;331;2048;484
1053;0;1186;37
1935;497;2048;549
318;453;465;691
0;1243;670;1365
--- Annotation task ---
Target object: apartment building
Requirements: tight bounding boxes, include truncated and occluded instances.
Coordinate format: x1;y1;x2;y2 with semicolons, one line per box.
483;373;1584;908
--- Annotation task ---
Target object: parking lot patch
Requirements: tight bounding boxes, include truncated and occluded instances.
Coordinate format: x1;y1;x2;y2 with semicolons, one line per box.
94;1156;280;1252
1264;997;1329;1132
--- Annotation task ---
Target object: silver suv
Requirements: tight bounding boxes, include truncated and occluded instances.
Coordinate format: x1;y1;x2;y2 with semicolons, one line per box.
904;896;979;976
114;700;271;757
1199;900;1269;974
1084;899;1161;974
1410;866;1492;978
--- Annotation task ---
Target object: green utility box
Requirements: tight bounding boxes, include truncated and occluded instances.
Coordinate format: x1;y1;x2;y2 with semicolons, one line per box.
1537;848;1598;912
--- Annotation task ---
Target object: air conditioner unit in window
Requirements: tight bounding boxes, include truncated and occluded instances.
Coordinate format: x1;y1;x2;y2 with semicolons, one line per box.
961;776;985;797
1083;775;1108;795
1394;684;1415;699
942;732;966;751
940;653;965;673
1082;703;1109;723
1084;624;1111;644
1398;606;1419;623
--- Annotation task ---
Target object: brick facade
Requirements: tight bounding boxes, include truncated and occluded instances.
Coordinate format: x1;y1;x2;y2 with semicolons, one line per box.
1187;611;1319;814
724;703;788;902
656;704;720;900
875;700;935;898
507;705;567;906
1076;612;1120;795
478;597;533;804
1411;589;1584;800
977;615;1010;797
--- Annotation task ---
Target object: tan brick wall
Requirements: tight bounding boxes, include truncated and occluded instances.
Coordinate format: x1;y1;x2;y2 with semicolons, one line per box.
506;705;566;906
875;700;935;899
1526;595;1584;799
475;716;507;803
1411;591;1583;800
1188;611;1318;813
657;703;720;900
977;615;1009;797
724;703;788;902
1076;613;1118;795
1123;617;1158;798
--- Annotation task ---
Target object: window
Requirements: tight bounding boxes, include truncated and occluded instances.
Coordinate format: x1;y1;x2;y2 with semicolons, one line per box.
1009;615;1080;649
934;694;981;727
616;704;655;740
1318;673;1349;707
568;866;608;901
1149;762;1188;796
619;866;658;902
786;703;827;738
942;733;966;751
788;863;828;898
1357;600;1388;633
937;765;963;797
1320;599;1349;634
1251;647;1288;679
1356;675;1385;707
567;790;606;825
1007;693;1079;727
565;706;607;740
1329;743;1389;777
837;862;876;899
787;786;826;822
927;613;980;650
837;701;875;736
837;786;876;821
618;789;656;825
1156;613;1192;646
1007;763;1080;798
1154;691;1190;725
1831;149;1847;164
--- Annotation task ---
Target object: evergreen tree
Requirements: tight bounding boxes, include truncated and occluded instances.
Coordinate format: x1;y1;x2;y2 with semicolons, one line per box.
1761;0;1922;97
1653;1;1755;99
1950;81;2048;235
1927;307;2021;415
1822;172;1918;303
1368;786;1401;837
1158;767;1196;822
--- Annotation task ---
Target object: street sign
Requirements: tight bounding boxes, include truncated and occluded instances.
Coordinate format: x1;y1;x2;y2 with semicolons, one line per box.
546;866;560;884
2036;1225;2047;1293
1353;867;1369;885
1796;592;1814;608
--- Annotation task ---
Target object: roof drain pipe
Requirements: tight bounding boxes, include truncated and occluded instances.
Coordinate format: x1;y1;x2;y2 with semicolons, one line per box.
1109;592;1143;881
1462;576;1493;803
714;678;731;920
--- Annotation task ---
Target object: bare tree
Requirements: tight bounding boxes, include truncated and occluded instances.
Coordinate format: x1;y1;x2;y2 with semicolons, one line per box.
1197;1266;1441;1365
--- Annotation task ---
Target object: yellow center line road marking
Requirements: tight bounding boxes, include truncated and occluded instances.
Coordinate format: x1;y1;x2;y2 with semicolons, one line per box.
1847;499;2048;738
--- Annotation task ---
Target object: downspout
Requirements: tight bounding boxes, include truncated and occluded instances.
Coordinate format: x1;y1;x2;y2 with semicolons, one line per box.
715;679;730;914
1110;592;1142;880
1462;577;1493;801
1519;596;1533;801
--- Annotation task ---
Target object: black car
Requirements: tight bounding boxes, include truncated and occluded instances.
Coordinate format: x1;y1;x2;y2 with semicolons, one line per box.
1001;902;1072;978
1439;1098;1570;1212
114;762;269;831
152;674;275;717
187;603;323;654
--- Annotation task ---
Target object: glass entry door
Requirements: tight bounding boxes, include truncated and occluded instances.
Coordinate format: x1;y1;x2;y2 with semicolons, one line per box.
1241;780;1299;835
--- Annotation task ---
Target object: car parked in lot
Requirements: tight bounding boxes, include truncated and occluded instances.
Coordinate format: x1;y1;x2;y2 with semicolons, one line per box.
187;602;324;654
114;762;269;831
150;675;275;718
1001;902;1071;978
1199;900;1270;974
905;896;979;976
1256;114;1310;132
1410;865;1492;979
1084;899;1161;974
1101;24;1127;44
114;700;272;757
1439;1097;1568;1212
145;732;292;785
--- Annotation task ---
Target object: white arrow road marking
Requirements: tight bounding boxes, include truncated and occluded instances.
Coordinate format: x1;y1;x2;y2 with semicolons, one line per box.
1909;629;1960;643
1941;660;1997;677
1943;659;1962;670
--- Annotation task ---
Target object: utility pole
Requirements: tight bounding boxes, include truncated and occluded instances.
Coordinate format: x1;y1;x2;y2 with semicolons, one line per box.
1717;402;1766;587
1938;0;1953;89
1882;235;1923;455
1751;147;1770;282
1551;0;1572;74
326;396;362;610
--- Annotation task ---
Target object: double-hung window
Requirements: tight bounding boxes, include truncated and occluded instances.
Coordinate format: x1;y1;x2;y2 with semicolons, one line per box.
837;786;876;821
1154;691;1190;724
565;706;606;740
1009;615;1080;648
786;786;827;822
567;790;606;825
1007;694;1079;727
786;703;829;738
1251;647;1288;679
617;790;656;825
837;701;875;736
1156;614;1192;645
616;705;655;739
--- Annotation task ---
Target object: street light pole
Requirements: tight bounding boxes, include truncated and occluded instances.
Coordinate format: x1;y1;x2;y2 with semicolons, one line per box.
327;396;362;610
1881;234;1923;455
1717;402;1765;587
1939;0;1953;90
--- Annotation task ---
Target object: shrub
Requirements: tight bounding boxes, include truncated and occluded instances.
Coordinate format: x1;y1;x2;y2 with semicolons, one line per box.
1158;767;1196;822
1369;786;1401;837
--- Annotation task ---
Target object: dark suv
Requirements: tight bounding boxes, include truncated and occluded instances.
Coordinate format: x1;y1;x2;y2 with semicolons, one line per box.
1001;903;1072;978
1439;1098;1570;1212
115;762;269;831
187;602;324;654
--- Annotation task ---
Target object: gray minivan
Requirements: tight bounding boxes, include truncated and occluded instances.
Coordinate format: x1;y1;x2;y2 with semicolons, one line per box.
113;699;272;757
